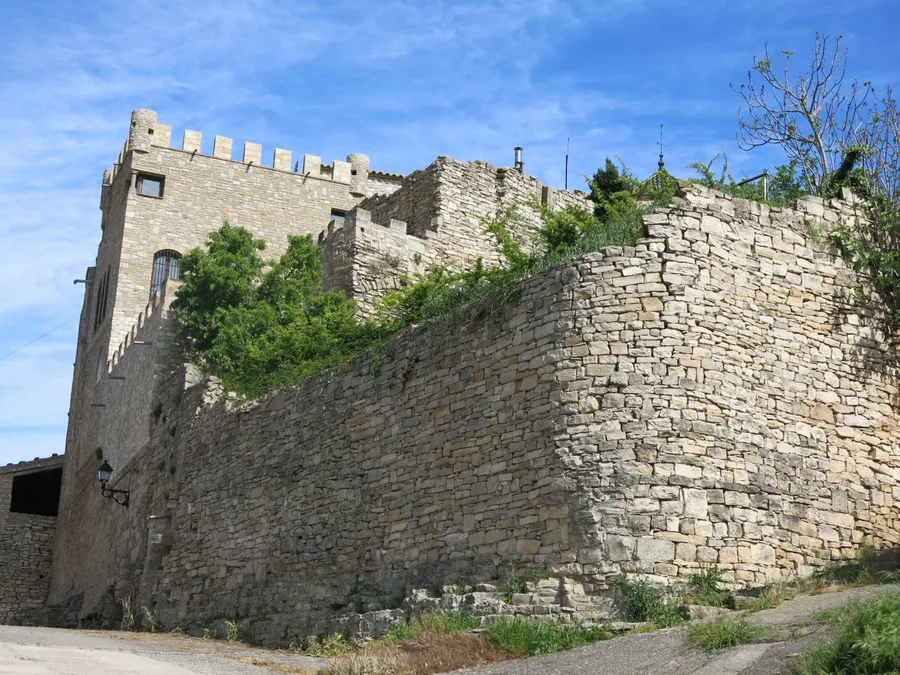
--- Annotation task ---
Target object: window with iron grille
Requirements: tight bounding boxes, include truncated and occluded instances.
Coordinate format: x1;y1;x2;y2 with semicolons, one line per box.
151;250;181;297
93;268;110;332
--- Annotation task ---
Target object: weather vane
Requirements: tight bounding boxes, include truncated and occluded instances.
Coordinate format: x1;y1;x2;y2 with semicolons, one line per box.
657;123;665;171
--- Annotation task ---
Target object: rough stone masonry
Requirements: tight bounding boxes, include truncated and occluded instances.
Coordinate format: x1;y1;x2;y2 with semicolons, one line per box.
41;181;899;643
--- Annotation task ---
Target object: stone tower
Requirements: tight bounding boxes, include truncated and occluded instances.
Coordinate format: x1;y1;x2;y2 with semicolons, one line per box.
50;110;403;608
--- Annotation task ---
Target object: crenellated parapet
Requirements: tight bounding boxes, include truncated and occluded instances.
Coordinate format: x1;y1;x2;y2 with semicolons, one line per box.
107;278;180;373
119;109;398;191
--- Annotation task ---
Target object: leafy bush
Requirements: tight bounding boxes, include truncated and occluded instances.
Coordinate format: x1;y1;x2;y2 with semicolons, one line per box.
589;158;639;222
173;230;396;397
487;618;612;656
689;154;807;206
827;184;900;332
378;199;651;330
794;594;900;674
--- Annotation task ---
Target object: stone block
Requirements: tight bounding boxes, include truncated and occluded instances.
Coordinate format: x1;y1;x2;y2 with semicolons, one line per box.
273;148;292;171
636;537;675;562
242;142;262;164
604;535;635;561
683;488;708;518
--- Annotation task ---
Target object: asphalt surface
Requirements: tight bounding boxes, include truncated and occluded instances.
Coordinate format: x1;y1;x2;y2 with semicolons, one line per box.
0;625;326;674
451;583;900;675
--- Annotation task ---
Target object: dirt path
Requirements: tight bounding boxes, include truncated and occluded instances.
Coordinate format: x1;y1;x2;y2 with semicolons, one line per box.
0;625;327;674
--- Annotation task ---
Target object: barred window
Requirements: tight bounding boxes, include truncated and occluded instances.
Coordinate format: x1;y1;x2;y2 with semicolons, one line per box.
151;250;181;297
93;268;110;331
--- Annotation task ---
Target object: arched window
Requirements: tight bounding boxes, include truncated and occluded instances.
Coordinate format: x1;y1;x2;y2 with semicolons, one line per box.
150;249;181;297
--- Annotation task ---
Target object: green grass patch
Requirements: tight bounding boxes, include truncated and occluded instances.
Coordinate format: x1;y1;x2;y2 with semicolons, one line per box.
487;618;613;656
687;618;762;651
793;594;900;674
384;613;479;641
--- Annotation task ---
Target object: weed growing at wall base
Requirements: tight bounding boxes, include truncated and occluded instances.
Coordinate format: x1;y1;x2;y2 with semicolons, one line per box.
487;618;613;656
142;606;160;632
614;574;683;627
224;619;240;642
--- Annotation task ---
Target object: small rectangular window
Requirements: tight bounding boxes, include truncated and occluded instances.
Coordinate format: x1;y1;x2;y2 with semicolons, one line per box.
136;173;164;198
330;208;345;223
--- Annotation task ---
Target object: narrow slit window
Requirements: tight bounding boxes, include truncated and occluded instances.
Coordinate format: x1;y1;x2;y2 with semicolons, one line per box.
136;173;164;198
151;250;182;297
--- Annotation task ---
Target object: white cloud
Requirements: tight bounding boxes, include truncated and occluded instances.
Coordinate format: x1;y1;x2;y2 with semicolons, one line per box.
0;0;896;462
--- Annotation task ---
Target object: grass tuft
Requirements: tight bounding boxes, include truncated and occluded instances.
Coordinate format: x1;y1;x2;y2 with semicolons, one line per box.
687;618;762;651
792;594;900;674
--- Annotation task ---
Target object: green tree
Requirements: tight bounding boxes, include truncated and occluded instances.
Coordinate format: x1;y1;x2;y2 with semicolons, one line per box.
174;226;392;397
732;34;900;331
588;158;638;222
173;223;265;351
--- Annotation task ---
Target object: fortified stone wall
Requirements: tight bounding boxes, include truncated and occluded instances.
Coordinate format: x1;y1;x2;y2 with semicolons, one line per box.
47;257;579;638
0;456;63;624
45;185;899;642
359;156;594;269
319;209;428;317
553;184;899;589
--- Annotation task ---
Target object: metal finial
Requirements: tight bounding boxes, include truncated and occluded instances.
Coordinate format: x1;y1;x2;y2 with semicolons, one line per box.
657;124;665;171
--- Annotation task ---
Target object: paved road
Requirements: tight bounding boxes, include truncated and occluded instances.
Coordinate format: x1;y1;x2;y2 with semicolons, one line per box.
452;584;900;675
0;625;326;674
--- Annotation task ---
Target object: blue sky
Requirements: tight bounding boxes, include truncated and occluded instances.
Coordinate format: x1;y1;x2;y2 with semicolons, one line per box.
1;0;898;466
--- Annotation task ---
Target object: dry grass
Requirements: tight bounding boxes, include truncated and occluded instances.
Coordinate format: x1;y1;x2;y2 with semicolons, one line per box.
321;646;413;675
238;658;318;674
322;632;510;675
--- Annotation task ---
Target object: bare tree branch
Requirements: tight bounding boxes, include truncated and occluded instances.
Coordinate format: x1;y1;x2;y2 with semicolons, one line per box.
730;33;889;196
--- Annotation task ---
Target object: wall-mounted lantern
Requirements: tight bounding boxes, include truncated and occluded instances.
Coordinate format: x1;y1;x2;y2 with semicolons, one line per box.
97;460;130;508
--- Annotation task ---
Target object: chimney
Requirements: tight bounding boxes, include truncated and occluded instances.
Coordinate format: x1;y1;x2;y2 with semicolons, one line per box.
514;147;524;172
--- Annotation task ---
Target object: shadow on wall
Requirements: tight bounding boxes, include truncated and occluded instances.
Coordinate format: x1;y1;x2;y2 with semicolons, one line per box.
829;283;900;408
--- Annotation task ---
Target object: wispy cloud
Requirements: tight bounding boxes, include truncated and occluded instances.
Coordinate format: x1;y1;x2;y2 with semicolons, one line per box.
0;0;898;464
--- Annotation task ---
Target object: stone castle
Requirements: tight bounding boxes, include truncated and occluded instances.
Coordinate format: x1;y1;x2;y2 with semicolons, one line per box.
0;109;897;641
